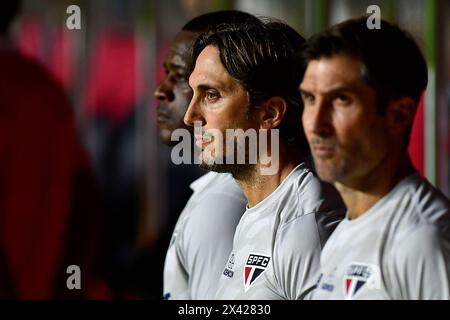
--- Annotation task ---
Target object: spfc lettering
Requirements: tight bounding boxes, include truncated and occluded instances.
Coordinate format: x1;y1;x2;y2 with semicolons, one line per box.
344;263;381;299
244;253;270;292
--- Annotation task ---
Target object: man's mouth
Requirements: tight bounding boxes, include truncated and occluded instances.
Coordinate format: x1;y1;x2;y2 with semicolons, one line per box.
311;141;336;158
156;108;170;123
195;134;212;148
313;145;334;156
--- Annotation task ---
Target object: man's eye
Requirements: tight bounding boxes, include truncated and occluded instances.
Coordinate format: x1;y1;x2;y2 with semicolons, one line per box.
335;94;351;105
175;72;188;81
205;91;219;103
302;94;315;104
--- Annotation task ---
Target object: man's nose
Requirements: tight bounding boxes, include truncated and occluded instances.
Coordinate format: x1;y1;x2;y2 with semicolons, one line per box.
154;80;174;102
184;98;204;127
305;100;334;137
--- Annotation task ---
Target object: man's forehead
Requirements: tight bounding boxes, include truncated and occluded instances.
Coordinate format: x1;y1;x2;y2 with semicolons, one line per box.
165;31;198;66
301;55;363;90
195;46;221;68
190;46;230;87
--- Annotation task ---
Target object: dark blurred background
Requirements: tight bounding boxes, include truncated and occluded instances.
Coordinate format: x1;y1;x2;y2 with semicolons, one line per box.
1;0;449;299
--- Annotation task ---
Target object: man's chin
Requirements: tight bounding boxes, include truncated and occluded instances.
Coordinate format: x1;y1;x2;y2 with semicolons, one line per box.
314;164;340;184
158;128;175;146
199;162;255;178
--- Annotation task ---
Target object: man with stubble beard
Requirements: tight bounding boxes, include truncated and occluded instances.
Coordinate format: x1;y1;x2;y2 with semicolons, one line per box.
185;19;345;300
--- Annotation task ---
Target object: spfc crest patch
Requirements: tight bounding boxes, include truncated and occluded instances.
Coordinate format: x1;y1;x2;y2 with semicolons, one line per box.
344;263;381;299
244;253;270;292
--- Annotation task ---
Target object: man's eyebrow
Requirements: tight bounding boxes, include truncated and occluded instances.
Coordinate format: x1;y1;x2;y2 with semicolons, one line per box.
189;78;222;90
163;59;188;71
300;85;354;96
326;86;352;95
299;88;313;95
194;84;217;91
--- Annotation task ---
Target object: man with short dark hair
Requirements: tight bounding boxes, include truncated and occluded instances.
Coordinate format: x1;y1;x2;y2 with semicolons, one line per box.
185;19;345;299
155;11;259;300
300;17;450;299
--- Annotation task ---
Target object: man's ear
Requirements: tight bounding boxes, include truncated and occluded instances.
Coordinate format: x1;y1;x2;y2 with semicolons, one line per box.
259;97;288;130
386;97;416;135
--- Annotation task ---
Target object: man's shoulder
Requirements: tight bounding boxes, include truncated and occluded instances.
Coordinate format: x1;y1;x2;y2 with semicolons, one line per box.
386;173;450;235
381;175;450;266
410;174;450;223
289;162;345;218
190;171;238;193
186;172;246;224
274;163;345;243
388;222;450;292
188;171;238;199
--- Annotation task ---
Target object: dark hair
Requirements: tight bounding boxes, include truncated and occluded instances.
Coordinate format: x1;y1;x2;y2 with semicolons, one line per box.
0;0;21;35
191;19;308;149
182;10;259;33
301;17;428;113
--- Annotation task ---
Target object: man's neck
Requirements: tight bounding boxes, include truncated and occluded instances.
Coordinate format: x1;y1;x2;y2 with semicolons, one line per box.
235;145;303;208
336;152;416;220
